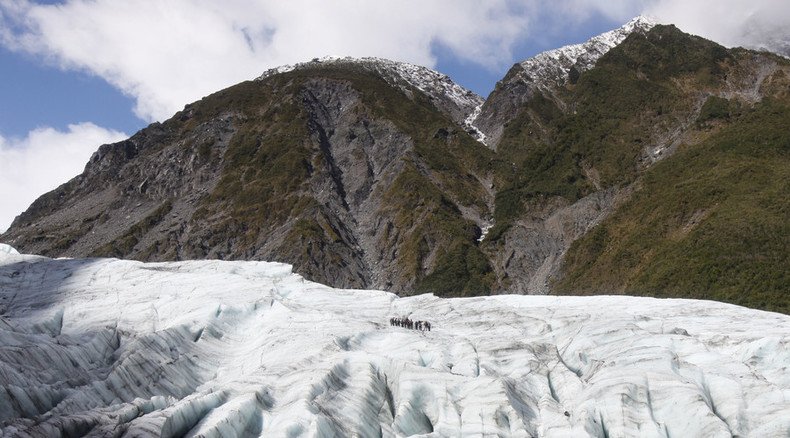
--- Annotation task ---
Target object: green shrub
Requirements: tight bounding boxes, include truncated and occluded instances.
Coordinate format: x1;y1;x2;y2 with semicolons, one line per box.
697;95;735;126
556;99;790;314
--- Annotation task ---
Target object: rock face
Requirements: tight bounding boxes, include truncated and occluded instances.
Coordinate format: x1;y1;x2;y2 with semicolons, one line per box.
259;56;484;128
2;19;789;311
2;58;494;294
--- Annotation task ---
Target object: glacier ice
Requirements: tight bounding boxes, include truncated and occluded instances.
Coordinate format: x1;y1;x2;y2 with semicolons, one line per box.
0;246;788;437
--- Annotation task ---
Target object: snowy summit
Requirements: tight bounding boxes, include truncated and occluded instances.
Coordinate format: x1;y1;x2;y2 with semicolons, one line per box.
256;56;486;142
256;56;483;115
0;245;788;436
516;15;657;89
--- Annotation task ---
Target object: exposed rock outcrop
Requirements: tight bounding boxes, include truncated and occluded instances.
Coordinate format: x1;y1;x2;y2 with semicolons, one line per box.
3;59;492;293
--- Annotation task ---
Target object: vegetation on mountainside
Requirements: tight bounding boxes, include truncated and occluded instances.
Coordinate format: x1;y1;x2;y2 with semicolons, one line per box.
183;64;494;292
416;241;495;297
479;24;788;313
696;95;740;126
380;165;494;295
186;94;317;256
488;25;733;240
556;98;790;313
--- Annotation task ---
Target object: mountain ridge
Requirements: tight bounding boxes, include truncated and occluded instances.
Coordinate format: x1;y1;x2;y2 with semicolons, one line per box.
2;18;788;312
473;15;656;148
258;56;485;132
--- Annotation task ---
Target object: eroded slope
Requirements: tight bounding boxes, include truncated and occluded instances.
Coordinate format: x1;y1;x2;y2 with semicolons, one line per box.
1;61;494;294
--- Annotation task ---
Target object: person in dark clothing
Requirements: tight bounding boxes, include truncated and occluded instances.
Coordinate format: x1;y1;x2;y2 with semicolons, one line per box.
388;316;432;332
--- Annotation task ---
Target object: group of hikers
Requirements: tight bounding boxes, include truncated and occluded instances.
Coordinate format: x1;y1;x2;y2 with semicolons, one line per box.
389;316;431;332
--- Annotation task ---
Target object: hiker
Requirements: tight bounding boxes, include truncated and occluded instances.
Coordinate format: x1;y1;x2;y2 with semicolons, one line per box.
388;316;431;332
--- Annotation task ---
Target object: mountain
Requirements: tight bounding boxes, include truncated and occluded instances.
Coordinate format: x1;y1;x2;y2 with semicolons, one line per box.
473;16;657;148
472;19;790;311
1;56;495;294
2;18;788;312
1;246;788;436
259;56;484;131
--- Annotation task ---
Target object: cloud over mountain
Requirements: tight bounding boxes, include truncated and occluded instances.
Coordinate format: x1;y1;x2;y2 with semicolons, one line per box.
0;0;532;122
0;123;126;232
2;1;787;123
645;0;790;56
6;0;790;121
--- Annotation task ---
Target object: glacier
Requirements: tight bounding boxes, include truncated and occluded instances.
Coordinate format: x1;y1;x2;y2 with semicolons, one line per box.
0;244;788;437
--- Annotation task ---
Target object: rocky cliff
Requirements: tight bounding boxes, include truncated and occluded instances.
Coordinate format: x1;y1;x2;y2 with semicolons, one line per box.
2;58;495;294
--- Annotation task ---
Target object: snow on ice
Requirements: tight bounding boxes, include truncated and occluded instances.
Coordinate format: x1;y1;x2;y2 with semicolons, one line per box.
0;243;788;437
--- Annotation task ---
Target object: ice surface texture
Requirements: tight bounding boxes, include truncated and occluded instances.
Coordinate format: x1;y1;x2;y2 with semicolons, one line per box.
0;246;788;437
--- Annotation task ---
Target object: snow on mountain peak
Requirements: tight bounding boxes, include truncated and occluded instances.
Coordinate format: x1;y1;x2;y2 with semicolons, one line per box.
515;15;657;89
257;56;484;133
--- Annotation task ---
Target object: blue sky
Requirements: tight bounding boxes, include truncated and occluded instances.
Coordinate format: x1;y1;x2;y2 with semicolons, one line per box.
0;46;139;138
1;0;788;232
0;5;623;139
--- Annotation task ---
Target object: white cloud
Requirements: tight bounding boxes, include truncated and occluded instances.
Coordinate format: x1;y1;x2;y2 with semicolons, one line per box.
0;123;127;233
545;0;644;23
0;0;533;122
1;0;788;129
519;1;790;55
644;0;790;53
